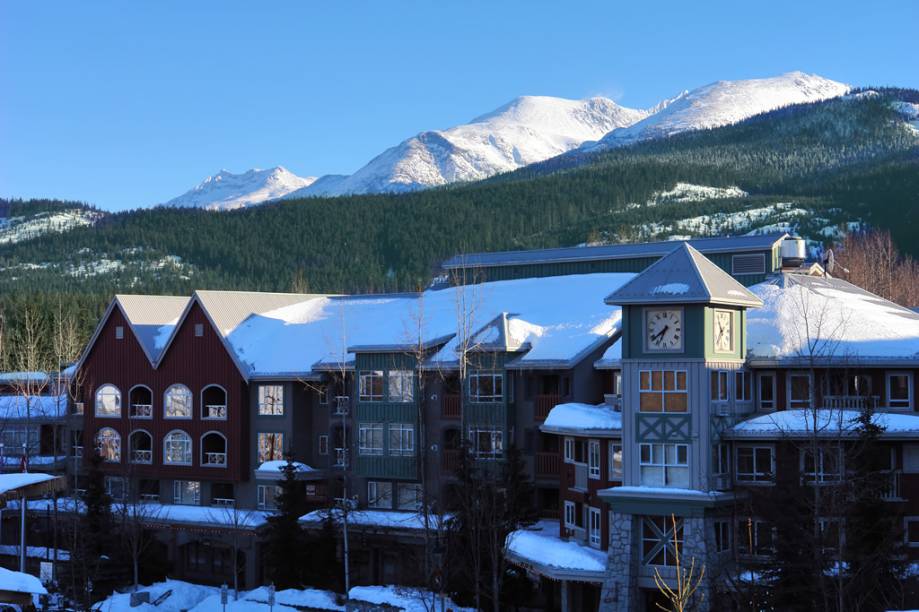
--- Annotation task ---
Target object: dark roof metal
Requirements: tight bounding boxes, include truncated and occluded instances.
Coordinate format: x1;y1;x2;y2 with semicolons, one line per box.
604;243;764;307
441;233;788;270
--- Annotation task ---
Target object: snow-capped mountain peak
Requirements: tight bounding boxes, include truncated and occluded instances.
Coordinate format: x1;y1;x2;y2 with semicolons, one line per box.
163;166;316;211
290;94;649;198
584;71;850;151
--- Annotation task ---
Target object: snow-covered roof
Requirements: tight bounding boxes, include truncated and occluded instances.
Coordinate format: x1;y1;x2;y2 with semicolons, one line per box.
0;371;50;385
594;339;622;369
255;460;313;473
254;460;319;481
724;409;919;439
300;509;446;532
0;394;68;420
605;243;762;307
0;566;47;595
541;402;622;436
747;274;919;365
115;294;191;363
0;473;58;497
442;233;787;269
505;520;607;581
349;585;473;612
230;273;632;377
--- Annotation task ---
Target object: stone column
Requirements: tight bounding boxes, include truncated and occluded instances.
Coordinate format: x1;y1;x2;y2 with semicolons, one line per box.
678;516;713;612
600;512;637;612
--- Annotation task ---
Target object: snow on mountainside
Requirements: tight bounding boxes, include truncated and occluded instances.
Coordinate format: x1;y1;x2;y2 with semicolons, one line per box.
291;95;649;197
163;167;316;211
583;72;850;151
0;208;104;245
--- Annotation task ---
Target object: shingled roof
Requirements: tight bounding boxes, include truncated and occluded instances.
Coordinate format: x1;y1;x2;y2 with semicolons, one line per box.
603;243;763;308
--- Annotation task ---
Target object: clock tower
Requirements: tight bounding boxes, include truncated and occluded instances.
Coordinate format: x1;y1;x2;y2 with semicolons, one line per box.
597;243;763;612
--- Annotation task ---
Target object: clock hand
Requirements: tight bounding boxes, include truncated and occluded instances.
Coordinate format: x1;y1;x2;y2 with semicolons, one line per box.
652;325;669;342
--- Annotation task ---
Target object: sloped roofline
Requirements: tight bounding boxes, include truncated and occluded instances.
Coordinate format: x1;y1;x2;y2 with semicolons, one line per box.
74;297;166;373
442;233;788;270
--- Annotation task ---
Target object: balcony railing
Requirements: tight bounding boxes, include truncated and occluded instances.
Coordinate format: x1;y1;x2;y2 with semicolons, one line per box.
572;463;588;491
442;449;461;473
204;404;227;419
140;493;159;503
203;452;227;466
131;449;152;464
212;497;235;507
535;394;561;422
334;448;348;468
823;395;880;410
130;403;153;418
535;452;560;478
441;394;461;419
881;470;902;501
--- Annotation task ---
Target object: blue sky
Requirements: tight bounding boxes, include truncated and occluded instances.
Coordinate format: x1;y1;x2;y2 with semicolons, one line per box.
2;1;917;211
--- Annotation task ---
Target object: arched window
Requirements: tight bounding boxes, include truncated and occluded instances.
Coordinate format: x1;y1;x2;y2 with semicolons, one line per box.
164;430;192;465
201;431;227;467
129;430;153;464
164;384;193;419
96;427;121;462
201;385;227;420
129;385;153;419
95;384;122;418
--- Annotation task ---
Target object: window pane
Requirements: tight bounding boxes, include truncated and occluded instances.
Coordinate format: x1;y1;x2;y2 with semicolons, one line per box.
640;393;663;412
651;371;663;391
665;393;687;412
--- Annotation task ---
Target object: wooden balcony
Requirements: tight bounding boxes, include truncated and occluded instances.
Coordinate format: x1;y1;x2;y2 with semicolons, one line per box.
441;394;461;419
534;394;561;422
535;452;560;478
441;449;461;473
822;395;880;410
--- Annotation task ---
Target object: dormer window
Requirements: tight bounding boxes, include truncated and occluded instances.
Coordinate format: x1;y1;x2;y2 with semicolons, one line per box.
115;326;124;340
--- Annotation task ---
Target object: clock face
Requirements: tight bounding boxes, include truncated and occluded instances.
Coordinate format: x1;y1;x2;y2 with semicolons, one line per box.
646;308;683;351
713;310;734;353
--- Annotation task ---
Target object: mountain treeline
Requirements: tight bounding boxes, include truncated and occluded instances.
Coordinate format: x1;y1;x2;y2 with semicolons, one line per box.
1;90;918;367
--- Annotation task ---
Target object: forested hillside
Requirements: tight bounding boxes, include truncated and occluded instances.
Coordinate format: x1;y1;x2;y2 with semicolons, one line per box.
1;89;917;365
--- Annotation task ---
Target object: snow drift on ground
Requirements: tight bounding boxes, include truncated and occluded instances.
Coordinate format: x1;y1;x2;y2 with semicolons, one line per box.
162;167;316;211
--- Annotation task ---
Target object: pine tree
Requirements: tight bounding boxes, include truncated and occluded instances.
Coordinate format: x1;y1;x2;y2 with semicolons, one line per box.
844;404;904;610
261;453;309;588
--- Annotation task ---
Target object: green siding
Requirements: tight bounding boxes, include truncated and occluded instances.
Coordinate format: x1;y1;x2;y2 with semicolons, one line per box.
354;352;420;480
623;305;706;360
355;456;418;480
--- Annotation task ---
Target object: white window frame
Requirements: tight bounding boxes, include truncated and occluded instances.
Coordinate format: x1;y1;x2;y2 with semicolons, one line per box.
164;384;193;419
96;427;121;463
163;429;193;465
711;370;730;402
94;384;122;418
469;372;503;403
358;371;384;402
129;429;153;465
388;370;415;403
257;484;280;510
469;427;504;458
735;370;753;403
736;445;775;483
588;440;601;479
173;480;200;506
258;384;284;416
758;371;777;411
257;432;284;463
639;443;689;487
563;437;575;463
396;483;423;511
904;516;919;548
738;518;775;557
563;500;576;529
358;423;384;456
887;371;913;410
609;443;623;481
588;506;602;548
800;447;842;484
367;480;393;509
104;476;126;501
714;519;731;553
388;423;415;456
788;372;812;409
905;445;919;473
